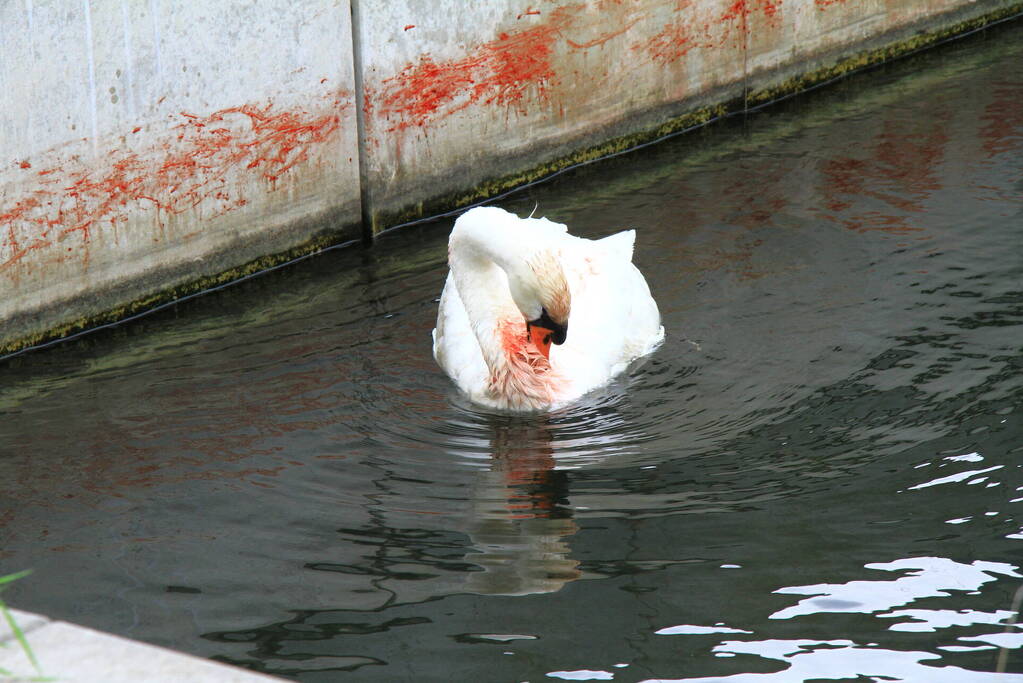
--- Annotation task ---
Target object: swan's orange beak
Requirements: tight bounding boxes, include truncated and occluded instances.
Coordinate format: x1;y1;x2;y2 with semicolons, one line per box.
528;323;556;360
526;311;567;360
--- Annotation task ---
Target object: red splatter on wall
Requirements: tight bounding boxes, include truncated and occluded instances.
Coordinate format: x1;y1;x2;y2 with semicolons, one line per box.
375;8;574;131
763;0;782;20
720;0;747;22
636;17;701;64
0;0;911;282
374;3;656;132
718;0;783;43
1;90;350;274
563;16;641;49
369;0;806;132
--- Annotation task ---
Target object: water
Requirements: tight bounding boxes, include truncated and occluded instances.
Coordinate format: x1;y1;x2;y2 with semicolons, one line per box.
2;23;1022;683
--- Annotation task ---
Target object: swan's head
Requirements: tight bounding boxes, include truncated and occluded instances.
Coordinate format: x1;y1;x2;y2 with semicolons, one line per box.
508;249;571;360
448;206;571;361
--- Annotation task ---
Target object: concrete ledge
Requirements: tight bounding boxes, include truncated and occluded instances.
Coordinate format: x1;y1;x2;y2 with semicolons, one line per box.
0;608;282;683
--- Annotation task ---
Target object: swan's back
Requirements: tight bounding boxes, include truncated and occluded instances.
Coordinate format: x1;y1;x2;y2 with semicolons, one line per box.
553;229;663;385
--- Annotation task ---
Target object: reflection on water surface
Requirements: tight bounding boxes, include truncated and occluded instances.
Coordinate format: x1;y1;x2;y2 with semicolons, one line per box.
2;20;1023;683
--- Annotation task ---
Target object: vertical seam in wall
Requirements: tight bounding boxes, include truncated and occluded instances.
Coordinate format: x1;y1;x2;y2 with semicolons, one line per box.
349;0;373;243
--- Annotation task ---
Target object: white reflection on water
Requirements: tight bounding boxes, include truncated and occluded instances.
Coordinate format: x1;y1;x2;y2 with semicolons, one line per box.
655;624;753;636
947;452;985;463
631;558;1023;681
908;465;1004;491
879;608;1017;632
641;639;1023;682
547;670;615;680
939;644;999;652
618;556;1023;682
961;632;1023;649
770;557;1021;620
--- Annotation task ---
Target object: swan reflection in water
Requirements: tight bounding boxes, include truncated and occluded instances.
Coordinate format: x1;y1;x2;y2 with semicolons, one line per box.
449;364;653;596
462;417;582;596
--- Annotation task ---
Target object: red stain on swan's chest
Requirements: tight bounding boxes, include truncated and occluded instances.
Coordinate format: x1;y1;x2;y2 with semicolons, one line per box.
497;318;547;368
498;318;528;355
489;317;565;406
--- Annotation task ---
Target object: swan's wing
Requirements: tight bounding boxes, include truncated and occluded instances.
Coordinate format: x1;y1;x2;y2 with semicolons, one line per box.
593;230;662;355
596;229;635;262
522;215;569;236
433;273;489;395
553;228;663;385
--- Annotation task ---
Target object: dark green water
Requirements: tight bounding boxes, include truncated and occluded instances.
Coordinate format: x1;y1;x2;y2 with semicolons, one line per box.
2;22;1023;683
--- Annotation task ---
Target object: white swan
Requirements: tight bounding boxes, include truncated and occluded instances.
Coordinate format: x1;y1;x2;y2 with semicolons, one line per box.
432;206;664;411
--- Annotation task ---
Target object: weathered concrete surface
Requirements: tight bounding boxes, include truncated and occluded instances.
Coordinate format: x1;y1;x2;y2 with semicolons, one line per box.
353;0;1022;231
2;0;1021;354
0;1;361;353
0;607;284;682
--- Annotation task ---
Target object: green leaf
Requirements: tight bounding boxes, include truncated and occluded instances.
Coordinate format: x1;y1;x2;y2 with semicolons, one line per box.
0;571;43;676
0;569;32;591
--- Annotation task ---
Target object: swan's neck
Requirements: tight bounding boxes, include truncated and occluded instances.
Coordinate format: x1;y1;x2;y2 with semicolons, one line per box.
449;234;565;409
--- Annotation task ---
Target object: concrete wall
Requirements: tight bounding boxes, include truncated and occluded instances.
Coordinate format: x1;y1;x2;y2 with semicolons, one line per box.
1;0;1019;353
0;1;361;351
